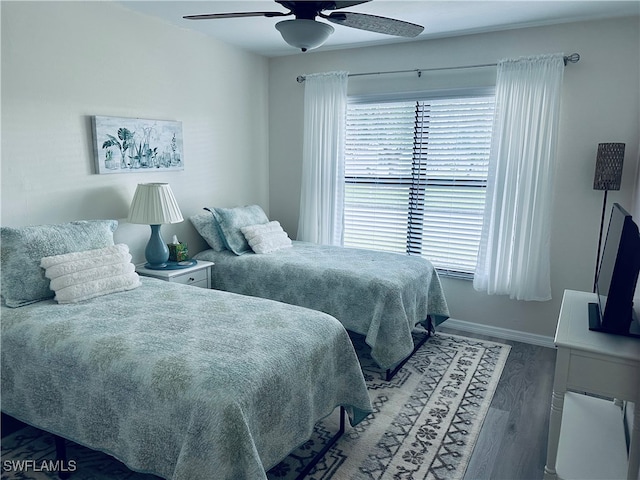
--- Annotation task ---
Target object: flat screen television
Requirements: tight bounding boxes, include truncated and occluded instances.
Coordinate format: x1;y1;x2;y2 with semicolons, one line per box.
589;203;640;338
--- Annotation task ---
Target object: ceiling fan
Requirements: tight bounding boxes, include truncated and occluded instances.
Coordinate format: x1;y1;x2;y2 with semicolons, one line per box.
183;1;424;52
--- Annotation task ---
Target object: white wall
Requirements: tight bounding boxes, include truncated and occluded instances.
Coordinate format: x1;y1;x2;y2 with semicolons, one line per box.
268;17;640;338
1;1;270;263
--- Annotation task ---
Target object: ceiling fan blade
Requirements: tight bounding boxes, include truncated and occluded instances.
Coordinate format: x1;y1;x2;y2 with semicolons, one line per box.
183;11;289;20
327;1;372;10
326;11;423;37
274;1;370;16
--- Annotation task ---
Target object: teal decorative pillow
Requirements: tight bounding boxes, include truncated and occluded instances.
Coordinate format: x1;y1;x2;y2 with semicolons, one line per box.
1;220;118;307
189;211;227;252
213;205;269;255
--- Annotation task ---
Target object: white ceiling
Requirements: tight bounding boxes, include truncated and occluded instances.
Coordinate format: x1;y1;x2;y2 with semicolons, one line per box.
120;1;640;57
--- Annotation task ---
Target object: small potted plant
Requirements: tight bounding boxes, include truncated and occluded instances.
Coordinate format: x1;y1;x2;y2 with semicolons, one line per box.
104;149;116;169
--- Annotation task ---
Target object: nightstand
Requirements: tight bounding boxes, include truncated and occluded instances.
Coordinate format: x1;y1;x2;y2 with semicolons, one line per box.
135;260;214;289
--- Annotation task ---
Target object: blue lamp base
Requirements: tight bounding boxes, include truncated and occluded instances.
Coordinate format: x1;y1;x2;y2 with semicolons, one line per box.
145;224;170;269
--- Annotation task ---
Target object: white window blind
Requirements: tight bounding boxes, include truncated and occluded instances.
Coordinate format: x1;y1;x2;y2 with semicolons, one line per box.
343;93;495;278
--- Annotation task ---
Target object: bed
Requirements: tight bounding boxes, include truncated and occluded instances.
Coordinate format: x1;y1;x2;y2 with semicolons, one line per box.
0;220;373;480
190;206;451;374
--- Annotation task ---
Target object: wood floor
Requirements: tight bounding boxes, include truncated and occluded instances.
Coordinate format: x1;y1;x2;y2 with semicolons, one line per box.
439;325;557;480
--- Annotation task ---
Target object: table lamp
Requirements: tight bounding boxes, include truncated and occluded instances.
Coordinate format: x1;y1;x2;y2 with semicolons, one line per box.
128;183;183;269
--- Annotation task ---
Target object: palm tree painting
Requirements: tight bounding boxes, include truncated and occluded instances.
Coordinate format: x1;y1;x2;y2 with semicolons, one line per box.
92;116;184;174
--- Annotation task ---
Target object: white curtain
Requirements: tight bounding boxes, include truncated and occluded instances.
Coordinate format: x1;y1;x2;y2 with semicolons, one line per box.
297;71;348;245
474;54;565;301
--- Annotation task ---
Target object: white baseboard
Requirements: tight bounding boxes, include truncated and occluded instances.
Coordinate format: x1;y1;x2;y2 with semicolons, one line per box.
441;318;556;349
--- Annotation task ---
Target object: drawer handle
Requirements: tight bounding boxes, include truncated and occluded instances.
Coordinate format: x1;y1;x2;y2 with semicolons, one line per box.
188;277;195;282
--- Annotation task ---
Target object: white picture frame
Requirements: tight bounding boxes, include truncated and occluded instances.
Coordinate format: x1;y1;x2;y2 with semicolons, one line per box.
92;115;184;174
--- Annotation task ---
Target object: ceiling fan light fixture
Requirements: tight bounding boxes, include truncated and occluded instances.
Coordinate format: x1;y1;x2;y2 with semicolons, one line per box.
275;19;334;52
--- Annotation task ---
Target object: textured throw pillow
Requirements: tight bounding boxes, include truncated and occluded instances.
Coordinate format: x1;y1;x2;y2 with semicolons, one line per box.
41;244;140;304
189;211;227;252
241;221;293;254
1;220;118;307
213;205;269;255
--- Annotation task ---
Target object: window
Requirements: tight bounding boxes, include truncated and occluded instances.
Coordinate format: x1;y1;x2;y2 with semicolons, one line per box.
343;90;495;278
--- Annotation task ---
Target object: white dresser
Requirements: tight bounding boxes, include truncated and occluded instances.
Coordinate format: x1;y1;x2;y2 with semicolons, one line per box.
544;289;640;480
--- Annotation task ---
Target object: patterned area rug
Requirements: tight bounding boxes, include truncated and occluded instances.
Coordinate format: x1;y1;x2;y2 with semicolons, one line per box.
1;331;509;480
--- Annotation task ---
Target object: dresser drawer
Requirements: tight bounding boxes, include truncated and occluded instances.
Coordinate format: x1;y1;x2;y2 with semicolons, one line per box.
170;268;208;287
189;279;209;289
136;261;213;289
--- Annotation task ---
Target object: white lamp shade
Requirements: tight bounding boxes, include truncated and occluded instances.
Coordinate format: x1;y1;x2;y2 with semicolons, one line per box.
275;19;334;52
128;183;183;225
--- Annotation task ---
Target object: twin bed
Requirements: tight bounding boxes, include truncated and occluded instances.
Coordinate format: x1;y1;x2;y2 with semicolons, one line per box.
191;206;450;374
195;242;449;373
0;220;373;480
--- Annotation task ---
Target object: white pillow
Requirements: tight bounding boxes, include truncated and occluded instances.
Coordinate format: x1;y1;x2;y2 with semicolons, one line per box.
241;221;292;254
49;262;136;291
51;272;140;304
40;244;140;304
40;243;129;269
43;251;132;279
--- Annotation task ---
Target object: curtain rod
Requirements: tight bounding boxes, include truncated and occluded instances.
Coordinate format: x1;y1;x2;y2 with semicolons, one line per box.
296;53;580;83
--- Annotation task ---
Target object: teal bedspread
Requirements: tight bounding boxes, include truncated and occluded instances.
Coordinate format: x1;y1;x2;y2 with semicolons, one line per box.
1;278;372;480
194;242;450;370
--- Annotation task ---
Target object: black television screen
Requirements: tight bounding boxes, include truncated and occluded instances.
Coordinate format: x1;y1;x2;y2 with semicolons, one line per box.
589;203;640;338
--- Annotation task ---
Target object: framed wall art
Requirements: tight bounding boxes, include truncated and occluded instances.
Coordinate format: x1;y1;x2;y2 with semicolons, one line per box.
92;116;184;174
